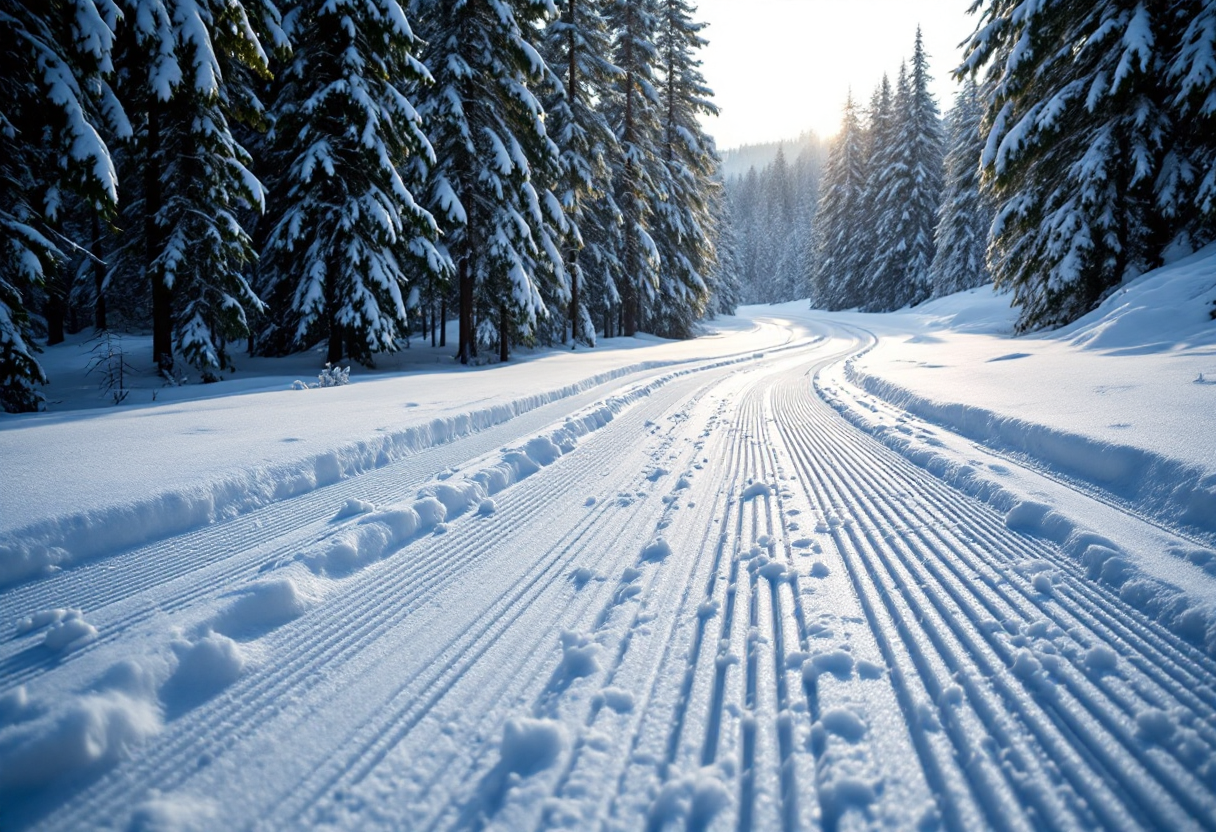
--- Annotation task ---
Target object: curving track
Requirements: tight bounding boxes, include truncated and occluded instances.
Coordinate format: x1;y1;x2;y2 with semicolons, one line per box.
3;325;1215;831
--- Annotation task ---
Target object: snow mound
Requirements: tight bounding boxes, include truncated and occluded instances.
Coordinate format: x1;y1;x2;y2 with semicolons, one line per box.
641;537;672;562
128;794;219;832
42;613;98;653
648;767;730;830
557;631;601;680
0;667;163;789
165;633;245;701
741;481;771;500
213;578;313;637
1059;243;1216;354
499;717;566;776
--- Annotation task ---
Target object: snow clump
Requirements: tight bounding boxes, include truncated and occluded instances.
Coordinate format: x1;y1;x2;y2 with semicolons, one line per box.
499;717;566;776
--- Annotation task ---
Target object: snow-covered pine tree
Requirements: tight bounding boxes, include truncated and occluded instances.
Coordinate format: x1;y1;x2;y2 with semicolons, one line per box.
650;0;717;338
541;0;619;347
962;1;1170;330
930;75;993;296
603;0;663;336
111;0;280;377
865;29;943;312
412;0;568;364
260;0;444;366
810;92;867;310
1;0;126;411
540;0;619;347
1162;1;1216;252
848;74;896;307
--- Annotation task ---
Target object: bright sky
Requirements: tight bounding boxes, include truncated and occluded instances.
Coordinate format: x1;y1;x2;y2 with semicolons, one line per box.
696;0;979;148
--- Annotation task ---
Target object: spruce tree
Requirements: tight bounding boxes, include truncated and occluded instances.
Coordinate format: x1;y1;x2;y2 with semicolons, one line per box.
1;0;125;411
849;74;895;307
412;0;568;364
962;1;1171;330
260;0;444;366
604;0;662;336
541;0;620;347
810;92;867;310
930;76;993;296
1162;1;1216;251
111;0;279;377
866;29;943;312
650;0;717;338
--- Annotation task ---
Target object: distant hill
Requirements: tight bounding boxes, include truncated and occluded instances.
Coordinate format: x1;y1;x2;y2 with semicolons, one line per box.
719;132;827;179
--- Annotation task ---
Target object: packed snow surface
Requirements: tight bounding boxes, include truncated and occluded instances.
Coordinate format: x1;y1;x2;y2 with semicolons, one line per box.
2;250;1216;830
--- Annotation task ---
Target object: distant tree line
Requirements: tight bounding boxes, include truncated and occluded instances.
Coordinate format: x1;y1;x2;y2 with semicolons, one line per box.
0;0;735;413
731;4;1216;333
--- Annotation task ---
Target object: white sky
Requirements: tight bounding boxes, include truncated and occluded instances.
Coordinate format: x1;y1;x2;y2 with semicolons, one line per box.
696;0;979;148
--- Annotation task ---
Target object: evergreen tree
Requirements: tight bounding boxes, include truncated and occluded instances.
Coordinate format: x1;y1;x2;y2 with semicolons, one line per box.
962;1;1171;330
650;0;717;338
1162;0;1216;252
848;74;895;306
111;0;280;377
604;0;662;336
541;0;620;347
866;29;943;311
1;0;125;411
810;92;867;310
412;0;568;364
260;0;443;366
930;76;992;296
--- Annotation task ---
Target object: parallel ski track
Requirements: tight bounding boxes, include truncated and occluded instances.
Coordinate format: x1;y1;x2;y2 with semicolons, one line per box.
772;350;1216;831
275;374;739;832
0;358;747;694
26;362;744;832
13;327;1216;832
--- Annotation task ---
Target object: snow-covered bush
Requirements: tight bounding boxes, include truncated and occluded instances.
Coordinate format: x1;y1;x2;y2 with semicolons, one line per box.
292;363;351;390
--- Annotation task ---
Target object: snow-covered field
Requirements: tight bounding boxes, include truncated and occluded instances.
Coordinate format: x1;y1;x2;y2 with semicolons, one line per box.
2;249;1216;831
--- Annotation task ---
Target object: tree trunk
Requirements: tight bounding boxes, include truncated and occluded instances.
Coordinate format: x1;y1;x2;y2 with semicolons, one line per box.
146;100;172;371
92;212;106;331
457;254;473;364
325;260;343;364
498;303;509;362
439;296;447;347
45;292;65;345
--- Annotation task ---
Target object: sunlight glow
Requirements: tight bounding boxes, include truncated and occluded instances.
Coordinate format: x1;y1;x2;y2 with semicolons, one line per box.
697;0;978;148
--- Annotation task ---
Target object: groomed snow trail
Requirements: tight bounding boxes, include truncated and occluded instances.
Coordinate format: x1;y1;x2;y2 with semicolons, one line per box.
4;330;1216;831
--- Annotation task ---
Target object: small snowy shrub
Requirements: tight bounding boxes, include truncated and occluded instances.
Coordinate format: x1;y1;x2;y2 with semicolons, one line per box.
293;363;351;390
86;331;135;405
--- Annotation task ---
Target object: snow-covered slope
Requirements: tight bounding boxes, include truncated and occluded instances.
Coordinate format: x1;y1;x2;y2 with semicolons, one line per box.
3;270;1216;831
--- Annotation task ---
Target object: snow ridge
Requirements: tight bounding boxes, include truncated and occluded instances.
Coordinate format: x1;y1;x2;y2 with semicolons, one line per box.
0;346;806;588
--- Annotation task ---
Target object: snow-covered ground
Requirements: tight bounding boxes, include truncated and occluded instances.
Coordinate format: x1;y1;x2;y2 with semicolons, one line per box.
2;249;1216;831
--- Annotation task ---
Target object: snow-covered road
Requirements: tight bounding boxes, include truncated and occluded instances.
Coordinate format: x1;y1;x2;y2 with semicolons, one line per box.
4;323;1216;831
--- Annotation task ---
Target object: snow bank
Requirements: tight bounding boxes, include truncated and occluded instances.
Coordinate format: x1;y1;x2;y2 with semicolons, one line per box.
0;344;795;589
844;360;1216;538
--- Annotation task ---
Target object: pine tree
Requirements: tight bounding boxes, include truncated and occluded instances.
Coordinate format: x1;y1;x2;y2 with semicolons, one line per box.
650;0;717;338
810;92;867;310
110;0;280;377
413;0;568;364
930;76;993;296
260;0;444;366
1162;0;1216;251
865;29;943;312
604;0;662;336
541;0;620;347
962;1;1171;330
1;0;125;411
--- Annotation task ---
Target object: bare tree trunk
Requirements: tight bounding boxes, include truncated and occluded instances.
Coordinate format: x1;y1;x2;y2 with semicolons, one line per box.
146;101;173;371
